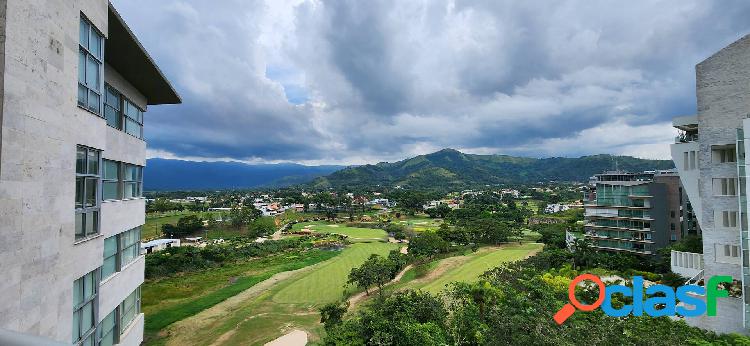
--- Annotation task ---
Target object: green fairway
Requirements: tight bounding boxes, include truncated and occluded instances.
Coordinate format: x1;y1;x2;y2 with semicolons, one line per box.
273;242;400;304
417;243;543;294
396;216;442;232
142;250;338;344
292;221;388;241
157;241;401;345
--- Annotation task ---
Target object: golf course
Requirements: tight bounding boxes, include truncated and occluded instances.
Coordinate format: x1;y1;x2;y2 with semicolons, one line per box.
144;220;543;345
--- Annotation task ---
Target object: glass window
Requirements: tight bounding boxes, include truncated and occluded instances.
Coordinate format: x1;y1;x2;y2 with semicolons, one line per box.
97;309;118;346
102;236;118;280
103;227;141;279
123;164;143;198
76;146;101;241
104;85;122;129
120;227;141;267
78;16;103;115
73;269;99;344
102;160;120;200
123;99;143;139
119;287;141;333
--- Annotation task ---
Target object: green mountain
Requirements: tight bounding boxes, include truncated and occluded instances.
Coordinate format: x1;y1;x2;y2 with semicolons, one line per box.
310;149;675;189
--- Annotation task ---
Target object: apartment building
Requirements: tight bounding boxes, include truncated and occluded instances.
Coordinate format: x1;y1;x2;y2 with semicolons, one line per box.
583;171;683;256
670;34;750;334
0;1;180;345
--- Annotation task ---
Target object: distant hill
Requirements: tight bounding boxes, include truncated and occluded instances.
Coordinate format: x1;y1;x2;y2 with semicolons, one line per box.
310;149;675;189
144;158;343;191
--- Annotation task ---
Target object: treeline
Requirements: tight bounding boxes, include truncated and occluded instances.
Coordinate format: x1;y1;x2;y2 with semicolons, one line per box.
145;237;318;279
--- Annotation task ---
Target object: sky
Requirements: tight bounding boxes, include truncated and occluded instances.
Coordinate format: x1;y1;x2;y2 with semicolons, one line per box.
112;0;750;166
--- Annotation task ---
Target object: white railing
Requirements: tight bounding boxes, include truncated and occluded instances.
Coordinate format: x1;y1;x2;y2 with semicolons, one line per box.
671;250;704;279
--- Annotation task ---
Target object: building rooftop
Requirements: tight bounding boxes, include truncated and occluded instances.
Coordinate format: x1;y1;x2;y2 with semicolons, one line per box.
106;4;181;105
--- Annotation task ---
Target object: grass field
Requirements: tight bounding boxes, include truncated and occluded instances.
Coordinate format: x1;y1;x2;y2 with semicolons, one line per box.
405;243;543;294
292;221;388;241
157;241;401;346
142;250;338;345
396;216;442;232
274;242;400;304
143;211;199;240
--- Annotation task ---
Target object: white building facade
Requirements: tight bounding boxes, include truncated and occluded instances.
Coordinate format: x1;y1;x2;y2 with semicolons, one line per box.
0;1;179;345
671;34;750;335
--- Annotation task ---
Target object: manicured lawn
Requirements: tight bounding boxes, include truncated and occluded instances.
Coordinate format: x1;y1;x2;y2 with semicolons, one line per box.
142;249;338;344
292;221;388;241
416;243;543;294
396;216;442;232
156;242;401;345
273;242;400;304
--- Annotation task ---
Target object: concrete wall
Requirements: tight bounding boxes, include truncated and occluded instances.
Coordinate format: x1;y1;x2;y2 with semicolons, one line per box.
695;35;750;282
0;0;146;343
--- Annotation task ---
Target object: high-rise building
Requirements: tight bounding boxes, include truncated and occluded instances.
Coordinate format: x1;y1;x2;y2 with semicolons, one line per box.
670;34;750;335
583;170;684;255
0;1;180;345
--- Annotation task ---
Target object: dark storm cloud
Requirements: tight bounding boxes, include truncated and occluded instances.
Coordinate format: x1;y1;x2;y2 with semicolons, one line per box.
112;0;750;164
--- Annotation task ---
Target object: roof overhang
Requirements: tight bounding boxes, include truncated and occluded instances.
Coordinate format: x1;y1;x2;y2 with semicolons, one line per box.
105;4;181;105
672;115;698;132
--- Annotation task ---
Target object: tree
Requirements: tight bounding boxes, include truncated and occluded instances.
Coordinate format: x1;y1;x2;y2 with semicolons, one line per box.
320;301;349;331
248;217;276;237
426;204;452;218
408;231;449;259
347;254;397;296
161;214;203;238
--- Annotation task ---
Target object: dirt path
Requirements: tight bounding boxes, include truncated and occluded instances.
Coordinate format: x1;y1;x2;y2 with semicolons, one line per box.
165;264;322;346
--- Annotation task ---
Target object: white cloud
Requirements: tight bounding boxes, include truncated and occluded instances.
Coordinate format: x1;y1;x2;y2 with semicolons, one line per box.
112;0;750;164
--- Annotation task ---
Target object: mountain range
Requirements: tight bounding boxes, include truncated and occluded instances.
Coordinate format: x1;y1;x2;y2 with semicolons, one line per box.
309;149;675;189
143;158;342;191
144;149;675;191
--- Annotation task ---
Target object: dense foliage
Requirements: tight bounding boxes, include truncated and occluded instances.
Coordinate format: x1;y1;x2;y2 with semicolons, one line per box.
144;237;318;278
322;247;750;345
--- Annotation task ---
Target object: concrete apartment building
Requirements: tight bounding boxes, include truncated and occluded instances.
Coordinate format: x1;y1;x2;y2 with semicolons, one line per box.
670;34;750;335
0;1;180;345
583;171;685;256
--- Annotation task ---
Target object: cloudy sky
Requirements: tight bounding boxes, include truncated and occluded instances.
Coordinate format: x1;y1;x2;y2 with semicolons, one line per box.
112;0;750;165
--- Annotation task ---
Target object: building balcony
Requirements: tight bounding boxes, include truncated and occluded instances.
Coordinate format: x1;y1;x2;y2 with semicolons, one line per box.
671;250;703;279
585;233;655;244
584;223;652;232
591;244;653;255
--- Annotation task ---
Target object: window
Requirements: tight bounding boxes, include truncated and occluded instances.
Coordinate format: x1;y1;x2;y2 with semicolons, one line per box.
102;236;118;280
104;85;146;139
104;85;122;129
713;178;738;196
670;210;676;218
78;16;104;114
712;145;737;163
73;269;99;344
124;164;143;198
76;146;101;241
120;227;141;267
102;227;141;280
670;223;676;231
120;287;141;333
97;309;118;346
102;159;143;200
670;234;677;241
124;99;144;139
722;211;739;228
102;160;121;200
715;243;741;264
